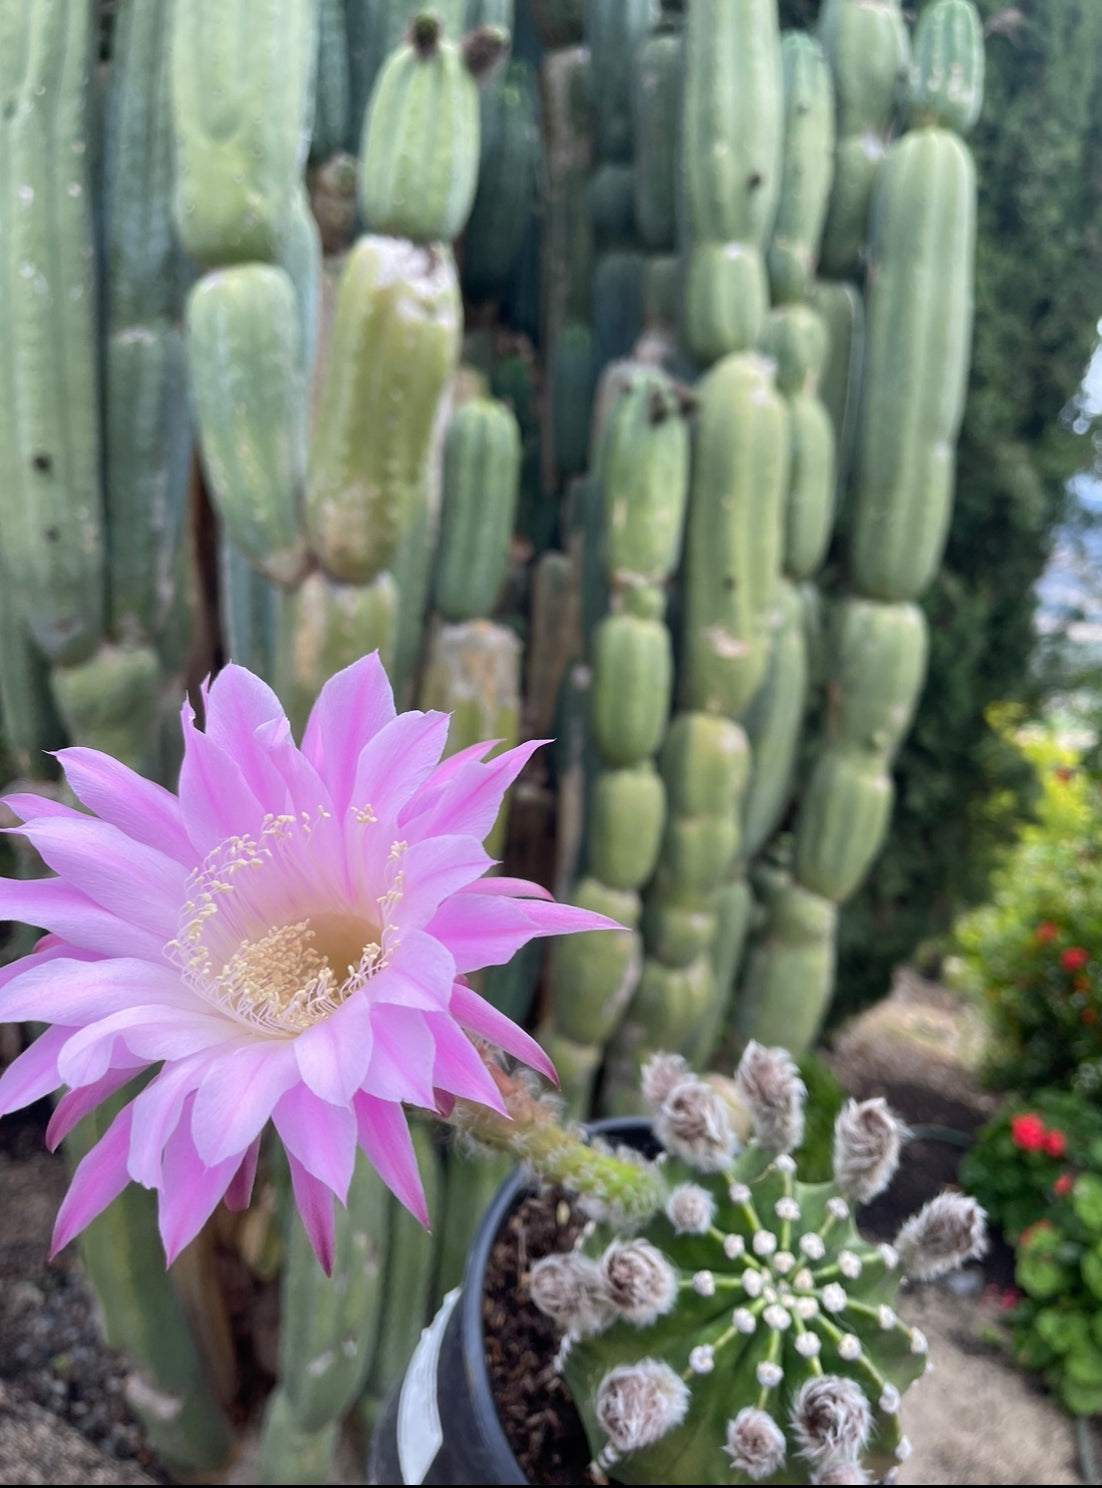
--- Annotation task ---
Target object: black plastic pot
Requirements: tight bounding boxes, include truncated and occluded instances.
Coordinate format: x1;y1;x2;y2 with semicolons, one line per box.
366;1118;653;1486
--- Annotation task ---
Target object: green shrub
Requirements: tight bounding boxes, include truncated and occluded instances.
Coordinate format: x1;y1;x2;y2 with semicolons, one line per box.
948;713;1102;1094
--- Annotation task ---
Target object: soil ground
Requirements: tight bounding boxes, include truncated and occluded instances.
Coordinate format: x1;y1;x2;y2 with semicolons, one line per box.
0;969;1099;1485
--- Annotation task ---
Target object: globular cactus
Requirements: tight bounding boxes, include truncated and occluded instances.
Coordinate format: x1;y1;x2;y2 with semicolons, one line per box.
523;1044;988;1487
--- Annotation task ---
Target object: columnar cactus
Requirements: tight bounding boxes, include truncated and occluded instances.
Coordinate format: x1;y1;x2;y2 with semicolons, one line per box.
525;1044;988;1486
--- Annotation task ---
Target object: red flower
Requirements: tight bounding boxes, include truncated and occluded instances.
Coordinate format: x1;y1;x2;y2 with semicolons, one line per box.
1043;1129;1068;1159
1035;921;1060;944
1061;947;1089;972
1010;1113;1047;1152
1054;1173;1074;1196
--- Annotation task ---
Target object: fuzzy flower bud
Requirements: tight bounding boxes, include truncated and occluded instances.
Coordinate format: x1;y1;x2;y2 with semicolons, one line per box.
601;1238;678;1325
723;1407;787;1480
666;1182;717;1235
791;1376;872;1465
813;1465;872;1485
654;1076;738;1171
832;1098;908;1203
596;1360;690;1452
528;1252;614;1337
894;1192;988;1280
640;1051;690;1109
734;1041;806;1152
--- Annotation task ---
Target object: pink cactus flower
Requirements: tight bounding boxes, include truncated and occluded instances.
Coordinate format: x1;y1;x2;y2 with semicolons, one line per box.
0;656;608;1272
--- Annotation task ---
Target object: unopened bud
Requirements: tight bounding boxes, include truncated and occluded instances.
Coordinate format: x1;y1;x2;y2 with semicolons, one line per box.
655;1076;738;1170
723;1407;787;1481
833;1098;908;1203
894;1192;988;1280
640;1051;689;1109
528;1252;614;1337
601;1238;677;1325
791;1375;872;1465
734;1041;806;1152
814;1464;872;1485
596;1360;690;1452
666;1182;716;1235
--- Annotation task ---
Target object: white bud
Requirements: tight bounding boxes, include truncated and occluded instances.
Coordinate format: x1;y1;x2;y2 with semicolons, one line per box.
775;1197;801;1222
879;1243;900;1269
795;1330;822;1358
879;1384;901;1414
601;1239;678;1325
838;1250;862;1280
528;1252;614;1336
743;1269;765;1298
729;1181;752;1204
773;1250;795;1275
800;1233;826;1261
753;1229;778;1257
790;1375;872;1465
724;1407;787;1481
764;1303;792;1330
894;1193;988;1281
689;1344;715;1374
838;1333;861;1361
794;1267;815;1292
756;1361;784;1388
693;1269;716;1297
832;1097;908;1203
733;1306;757;1333
826;1196;850;1221
656;1076;738;1170
794;1295;819;1321
878;1305;897;1330
896;1435;913;1461
735;1041;807;1152
775;1153;797;1174
666;1182;717;1235
640;1052;689;1109
910;1328;928;1355
596;1360;690;1452
821;1283;848;1313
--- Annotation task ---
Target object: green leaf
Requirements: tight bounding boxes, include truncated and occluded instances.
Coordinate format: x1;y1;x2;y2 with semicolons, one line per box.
1073;1173;1102;1232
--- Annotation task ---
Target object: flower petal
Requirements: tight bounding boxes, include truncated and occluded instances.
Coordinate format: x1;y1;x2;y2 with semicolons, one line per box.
391;835;495;929
0;1024;70;1117
425;1013;508;1113
367;931;455;1011
286;1152;336;1275
449;979;557;1085
353;1093;428;1229
362;1006;437;1106
0;956;191;1026
457;875;554;902
157;1103;241;1265
294;994;374;1105
301;653;396;813
427;893;616;974
272;1083;356;1203
190;1040;300;1167
4;818;186;940
177;698;266;856
51;1102;135;1256
126;1057;213;1187
57;1005;239;1087
55;747;194;864
349;710;450;823
405;738;546;842
224;1138;262;1212
47;1063;144;1151
0;877;167;961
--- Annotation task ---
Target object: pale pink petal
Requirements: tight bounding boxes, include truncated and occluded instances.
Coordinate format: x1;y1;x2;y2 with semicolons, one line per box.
224;1138;262;1211
353;1094;428;1228
393;835;495;928
286;1151;336;1274
201;666;297;809
190;1040;300;1166
2;792;88;823
366;931;455;1010
0;1024;70;1116
157;1105;240;1265
404;738;546;841
349;710;450;822
362;1007;437;1106
408;738;501;801
457;875;554;901
0;956;191;1026
427;894;616;974
51;1102;135;1256
47;1062;144;1150
57;1005;239;1087
177;699;265;856
425;1014;509;1112
294;994;373;1105
449;979;557;1084
126;1056;214;1187
0;877;167;961
54;748;194;864
4;818;185;939
301;653;396;812
272;1083;356;1203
